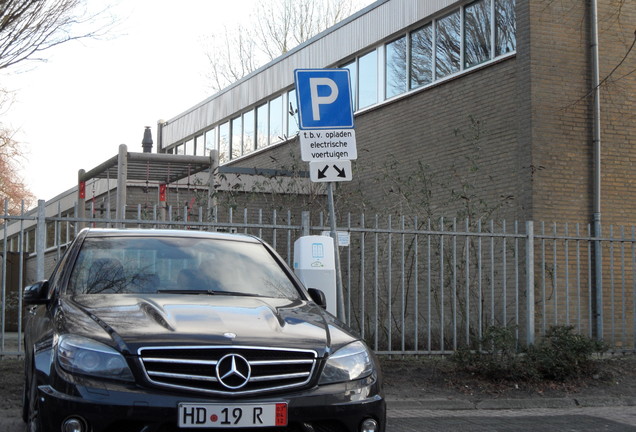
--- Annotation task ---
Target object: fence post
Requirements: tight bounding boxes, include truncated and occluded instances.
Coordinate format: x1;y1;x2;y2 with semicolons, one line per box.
525;221;535;346
301;211;311;236
116;144;128;227
36;199;46;281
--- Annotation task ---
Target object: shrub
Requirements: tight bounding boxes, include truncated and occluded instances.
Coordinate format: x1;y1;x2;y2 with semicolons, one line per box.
451;325;606;382
451;326;536;382
527;325;606;381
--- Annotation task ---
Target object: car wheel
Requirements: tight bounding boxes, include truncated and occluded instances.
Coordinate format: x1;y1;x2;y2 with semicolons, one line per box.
25;363;44;432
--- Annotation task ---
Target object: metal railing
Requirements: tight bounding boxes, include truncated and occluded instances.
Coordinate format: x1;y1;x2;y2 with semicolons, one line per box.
1;200;635;356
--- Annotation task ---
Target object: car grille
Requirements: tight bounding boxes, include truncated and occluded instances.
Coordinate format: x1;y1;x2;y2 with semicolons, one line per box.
138;346;318;396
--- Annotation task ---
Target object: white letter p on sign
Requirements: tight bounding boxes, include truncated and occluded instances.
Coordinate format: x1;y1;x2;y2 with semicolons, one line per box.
309;78;339;121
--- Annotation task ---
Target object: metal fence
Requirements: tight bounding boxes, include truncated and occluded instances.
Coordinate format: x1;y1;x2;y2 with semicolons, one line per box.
1;200;635;356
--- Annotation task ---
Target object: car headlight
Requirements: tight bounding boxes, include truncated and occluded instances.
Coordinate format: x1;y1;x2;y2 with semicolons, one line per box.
319;340;375;385
57;335;134;382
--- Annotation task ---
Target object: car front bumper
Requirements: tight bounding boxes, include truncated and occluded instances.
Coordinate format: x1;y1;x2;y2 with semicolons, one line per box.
36;374;385;432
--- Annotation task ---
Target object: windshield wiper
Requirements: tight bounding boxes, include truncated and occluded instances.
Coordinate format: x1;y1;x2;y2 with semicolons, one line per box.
155;289;256;297
156;289;216;295
211;290;254;297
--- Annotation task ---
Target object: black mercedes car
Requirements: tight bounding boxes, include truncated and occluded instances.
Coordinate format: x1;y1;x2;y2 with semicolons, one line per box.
23;228;385;432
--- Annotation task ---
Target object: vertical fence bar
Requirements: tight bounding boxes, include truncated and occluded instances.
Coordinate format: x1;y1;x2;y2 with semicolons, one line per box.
439;217;445;352
465;218;471;346
610;225;615;346
502;220;507;327
565;223;570;325
400;216;405;352
286;210;292;266
621;225;627;347
489;220;495;327
413;216;419;352
633;226;636;350
541;221;547;334
374;215;379;352
514;221;520;346
526;221;535;345
452;218;457;350
477;219;483;343
1;200;7;352
387;215;392;352
360;214;366;341
36;200;46;281
347;213;352;325
427;218;432;353
595;222;603;340
576;223;582;333
17;201;26;353
587;223;594;338
552;222;558;326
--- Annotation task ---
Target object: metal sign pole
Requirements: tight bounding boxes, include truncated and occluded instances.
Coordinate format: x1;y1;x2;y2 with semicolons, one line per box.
327;182;346;322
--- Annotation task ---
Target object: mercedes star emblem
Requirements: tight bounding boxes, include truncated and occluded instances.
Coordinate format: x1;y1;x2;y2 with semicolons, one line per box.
216;354;251;389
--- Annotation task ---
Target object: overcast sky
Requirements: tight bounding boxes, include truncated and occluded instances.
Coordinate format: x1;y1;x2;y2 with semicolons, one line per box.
2;0;258;201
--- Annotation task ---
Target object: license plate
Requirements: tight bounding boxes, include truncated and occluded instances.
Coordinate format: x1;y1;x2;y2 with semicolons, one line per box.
178;402;287;428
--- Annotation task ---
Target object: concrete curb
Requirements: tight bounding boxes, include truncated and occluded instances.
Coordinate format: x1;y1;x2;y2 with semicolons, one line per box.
387;396;636;411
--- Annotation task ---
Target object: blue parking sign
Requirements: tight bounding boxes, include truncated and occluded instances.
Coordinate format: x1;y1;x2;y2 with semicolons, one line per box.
294;69;354;130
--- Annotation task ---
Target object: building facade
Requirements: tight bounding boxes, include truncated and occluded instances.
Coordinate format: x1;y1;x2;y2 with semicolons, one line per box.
158;0;634;227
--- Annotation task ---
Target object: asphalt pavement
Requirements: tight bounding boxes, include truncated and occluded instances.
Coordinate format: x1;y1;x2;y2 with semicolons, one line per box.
2;396;635;432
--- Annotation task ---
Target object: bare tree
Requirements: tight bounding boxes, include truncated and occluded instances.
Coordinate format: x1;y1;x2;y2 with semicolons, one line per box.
204;24;260;92
0;0;117;71
0;0;117;208
0;90;34;214
204;0;372;92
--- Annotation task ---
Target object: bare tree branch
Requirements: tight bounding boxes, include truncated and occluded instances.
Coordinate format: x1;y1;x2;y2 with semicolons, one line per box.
0;0;117;71
204;0;370;92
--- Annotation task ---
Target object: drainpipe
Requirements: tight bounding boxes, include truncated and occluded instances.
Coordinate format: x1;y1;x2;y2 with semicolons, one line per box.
590;0;603;340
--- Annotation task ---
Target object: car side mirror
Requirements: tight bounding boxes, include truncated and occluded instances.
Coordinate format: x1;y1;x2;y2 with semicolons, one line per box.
307;288;327;309
24;280;51;305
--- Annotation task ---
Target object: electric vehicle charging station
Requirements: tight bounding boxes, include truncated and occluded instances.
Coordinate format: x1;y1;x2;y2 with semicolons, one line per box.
293;235;337;315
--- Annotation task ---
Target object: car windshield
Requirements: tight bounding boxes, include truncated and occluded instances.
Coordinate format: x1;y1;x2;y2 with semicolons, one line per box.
66;236;300;299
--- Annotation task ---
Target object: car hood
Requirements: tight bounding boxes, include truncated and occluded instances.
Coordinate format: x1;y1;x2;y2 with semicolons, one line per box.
60;294;352;357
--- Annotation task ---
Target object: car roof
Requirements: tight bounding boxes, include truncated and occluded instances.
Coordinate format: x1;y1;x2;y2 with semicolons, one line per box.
81;228;261;244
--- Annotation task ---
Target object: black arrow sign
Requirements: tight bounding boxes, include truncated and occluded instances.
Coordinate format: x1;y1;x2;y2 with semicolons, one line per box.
318;165;329;179
333;164;347;178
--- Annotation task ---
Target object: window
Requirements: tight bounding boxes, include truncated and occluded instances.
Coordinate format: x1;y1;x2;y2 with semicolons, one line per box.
496;0;516;56
243;110;255;155
219;122;230;164
185;138;195;156
287;89;299;137
436;10;461;79
175;144;184;155
358;50;377;109
26;229;35;253
195;134;205;156
231;116;242;159
342;61;357;110
269;95;283;144
385;36;407;99
205;128;216;156
256;104;268;149
410;24;433;89
46;222;55;248
465;0;491;68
